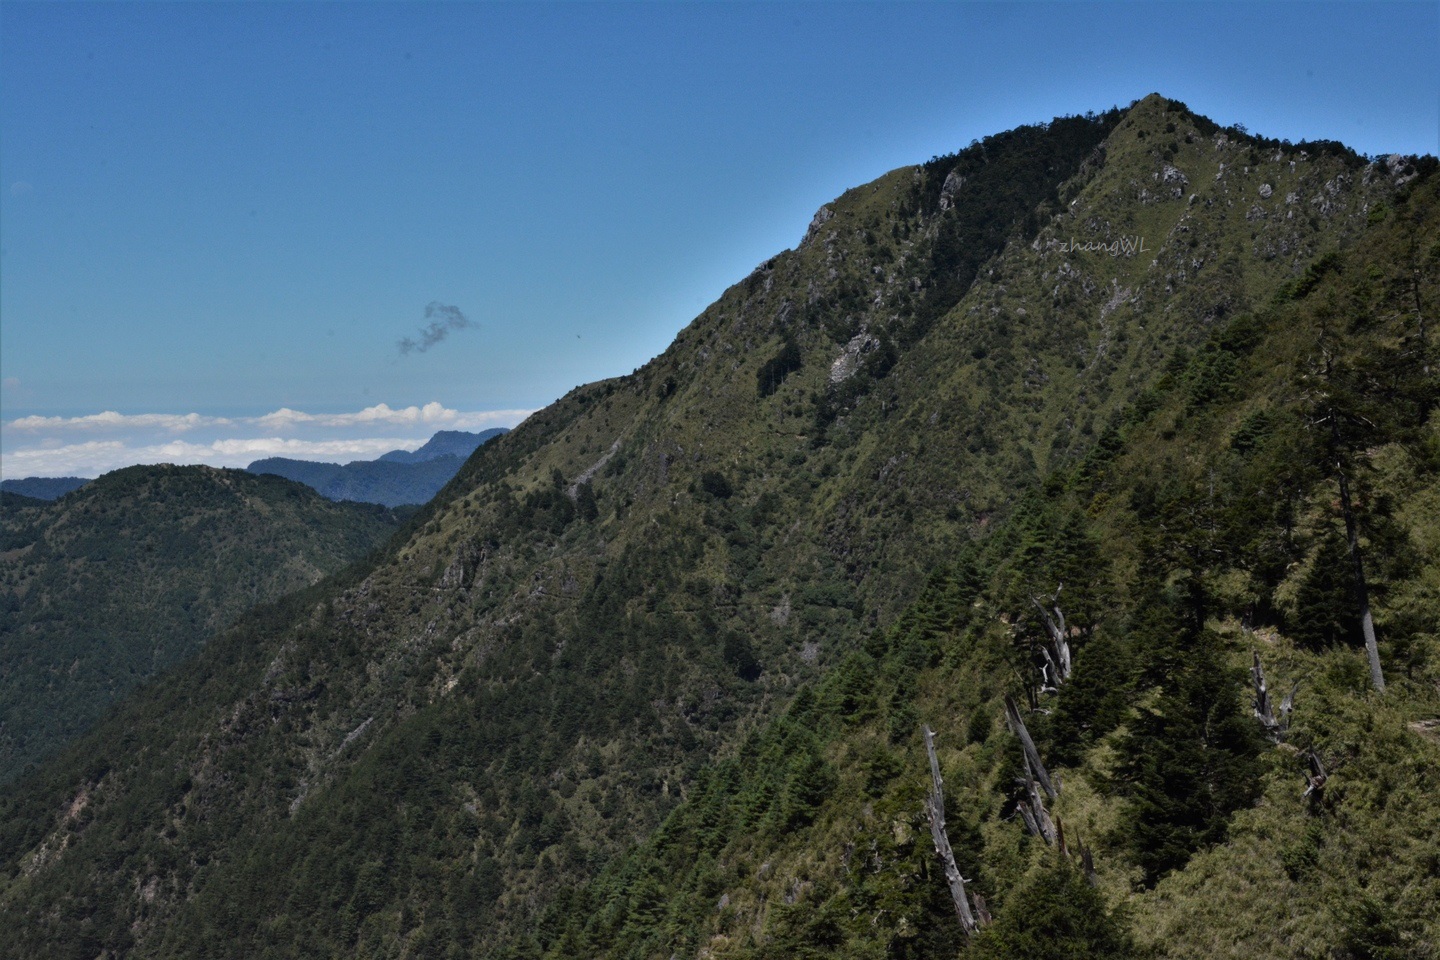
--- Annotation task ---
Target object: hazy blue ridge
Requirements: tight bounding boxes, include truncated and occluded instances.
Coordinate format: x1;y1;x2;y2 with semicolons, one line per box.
377;428;508;463
0;477;90;501
248;428;508;506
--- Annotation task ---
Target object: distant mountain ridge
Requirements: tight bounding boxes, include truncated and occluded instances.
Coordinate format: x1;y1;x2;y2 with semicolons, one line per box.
0;476;90;501
376;429;502;463
246;427;507;506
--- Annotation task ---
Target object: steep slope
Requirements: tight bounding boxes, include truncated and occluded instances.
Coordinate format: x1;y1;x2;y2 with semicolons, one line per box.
0;96;1427;959
247;428;509;506
524;166;1440;959
0;465;404;783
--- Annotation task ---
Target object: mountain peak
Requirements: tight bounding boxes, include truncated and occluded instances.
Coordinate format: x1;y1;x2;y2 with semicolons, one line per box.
376;427;508;464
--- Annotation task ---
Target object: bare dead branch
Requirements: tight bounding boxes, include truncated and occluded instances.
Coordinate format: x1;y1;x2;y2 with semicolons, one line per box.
923;725;978;935
1303;750;1328;805
1030;588;1072;685
1251;652;1293;742
1004;695;1059;799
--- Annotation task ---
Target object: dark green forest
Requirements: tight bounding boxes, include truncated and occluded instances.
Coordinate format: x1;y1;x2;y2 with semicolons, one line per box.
0;466;404;782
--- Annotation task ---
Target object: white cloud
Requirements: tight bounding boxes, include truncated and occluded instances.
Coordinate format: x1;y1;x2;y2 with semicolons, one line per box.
7;411;231;432
250;401;518;430
5;403;531;434
0;402;533;480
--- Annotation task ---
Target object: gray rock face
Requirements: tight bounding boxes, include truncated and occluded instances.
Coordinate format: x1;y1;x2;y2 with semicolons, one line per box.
1161;163;1189;186
829;331;880;383
939;169;967;211
802;205;834;246
1383;154;1420;186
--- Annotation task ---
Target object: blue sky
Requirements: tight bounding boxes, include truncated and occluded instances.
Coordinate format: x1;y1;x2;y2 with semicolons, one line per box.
2;1;1436;479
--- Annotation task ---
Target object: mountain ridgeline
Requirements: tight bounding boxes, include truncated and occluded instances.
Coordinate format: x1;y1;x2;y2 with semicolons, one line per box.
2;96;1436;959
246;428;509;507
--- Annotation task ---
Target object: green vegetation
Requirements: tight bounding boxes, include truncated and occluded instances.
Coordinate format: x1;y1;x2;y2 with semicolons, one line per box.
0;466;403;782
1;95;1435;960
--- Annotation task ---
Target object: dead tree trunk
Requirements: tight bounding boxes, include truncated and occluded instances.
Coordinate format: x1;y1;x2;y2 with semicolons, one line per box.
1016;752;1057;844
1080;844;1098;887
923;725;978;935
1318;357;1386;695
973;894;993;927
1004;695;1058;799
1303;750;1328;808
1251;651;1275;727
1250;652;1295;742
1031;589;1072;686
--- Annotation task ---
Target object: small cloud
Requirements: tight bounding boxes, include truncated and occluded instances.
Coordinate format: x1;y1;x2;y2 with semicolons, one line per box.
9;181;33;197
398;302;475;355
1;377;19;392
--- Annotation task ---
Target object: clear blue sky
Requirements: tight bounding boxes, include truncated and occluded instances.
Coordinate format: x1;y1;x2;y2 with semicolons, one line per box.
2;1;1437;478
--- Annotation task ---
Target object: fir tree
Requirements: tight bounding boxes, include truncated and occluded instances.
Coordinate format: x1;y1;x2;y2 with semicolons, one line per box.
968;855;1136;960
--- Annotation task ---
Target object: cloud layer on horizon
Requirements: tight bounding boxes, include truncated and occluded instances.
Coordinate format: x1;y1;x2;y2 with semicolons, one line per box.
1;403;532;480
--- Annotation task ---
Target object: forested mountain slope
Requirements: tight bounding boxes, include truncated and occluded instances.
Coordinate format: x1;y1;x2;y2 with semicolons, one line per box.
525;166;1440;959
0;95;1433;960
0;466;404;783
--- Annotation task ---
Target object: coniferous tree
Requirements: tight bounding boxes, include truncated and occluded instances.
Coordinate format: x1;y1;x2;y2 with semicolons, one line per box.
1292;531;1361;649
968;855;1137;960
1112;581;1264;882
